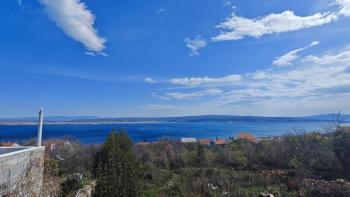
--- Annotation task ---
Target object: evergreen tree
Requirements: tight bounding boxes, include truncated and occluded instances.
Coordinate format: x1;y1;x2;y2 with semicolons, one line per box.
333;128;350;179
196;144;206;167
93;131;141;197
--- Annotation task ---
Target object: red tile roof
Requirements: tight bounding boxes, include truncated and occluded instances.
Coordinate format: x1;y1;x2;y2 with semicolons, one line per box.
136;142;151;146
214;139;226;145
198;138;211;145
238;132;257;143
342;126;350;133
0;142;20;147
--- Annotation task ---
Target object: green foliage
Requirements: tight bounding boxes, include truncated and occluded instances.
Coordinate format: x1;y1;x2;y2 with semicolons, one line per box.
93;131;142;197
196;144;206;167
49;140;99;177
135;130;350;196
333;128;350;179
43;129;350;196
60;177;83;197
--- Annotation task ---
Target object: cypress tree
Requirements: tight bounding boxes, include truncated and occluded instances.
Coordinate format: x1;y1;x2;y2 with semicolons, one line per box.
93;131;141;197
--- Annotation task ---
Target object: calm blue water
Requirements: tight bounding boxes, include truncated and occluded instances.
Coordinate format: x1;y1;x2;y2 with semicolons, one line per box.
0;122;331;144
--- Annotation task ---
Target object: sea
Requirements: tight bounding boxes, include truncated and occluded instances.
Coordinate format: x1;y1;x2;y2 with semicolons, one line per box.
0;122;333;144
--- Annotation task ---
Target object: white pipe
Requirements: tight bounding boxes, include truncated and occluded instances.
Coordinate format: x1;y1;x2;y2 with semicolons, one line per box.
37;108;44;147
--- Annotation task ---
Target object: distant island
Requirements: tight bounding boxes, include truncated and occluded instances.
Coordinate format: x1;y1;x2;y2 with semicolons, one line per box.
0;114;349;125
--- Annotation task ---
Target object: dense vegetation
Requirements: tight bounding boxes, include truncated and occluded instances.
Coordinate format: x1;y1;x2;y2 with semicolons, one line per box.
94;132;141;196
41;127;350;197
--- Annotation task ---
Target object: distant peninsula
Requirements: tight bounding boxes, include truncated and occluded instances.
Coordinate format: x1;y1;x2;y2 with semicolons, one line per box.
0;114;349;125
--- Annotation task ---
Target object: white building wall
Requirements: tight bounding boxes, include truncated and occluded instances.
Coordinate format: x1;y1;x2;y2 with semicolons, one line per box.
181;138;197;143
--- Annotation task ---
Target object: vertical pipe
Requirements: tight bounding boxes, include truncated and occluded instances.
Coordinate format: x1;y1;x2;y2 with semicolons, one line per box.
37;108;44;147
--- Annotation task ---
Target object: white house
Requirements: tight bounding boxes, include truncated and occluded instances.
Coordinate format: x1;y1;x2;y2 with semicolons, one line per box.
181;138;197;143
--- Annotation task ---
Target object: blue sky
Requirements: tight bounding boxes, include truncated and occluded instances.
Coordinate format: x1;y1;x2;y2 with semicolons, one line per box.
1;0;350;117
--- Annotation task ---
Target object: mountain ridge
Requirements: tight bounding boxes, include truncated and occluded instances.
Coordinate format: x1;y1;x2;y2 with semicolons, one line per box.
1;114;349;123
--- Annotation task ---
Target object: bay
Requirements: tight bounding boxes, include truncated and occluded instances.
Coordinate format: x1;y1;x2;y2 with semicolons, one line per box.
0;122;332;144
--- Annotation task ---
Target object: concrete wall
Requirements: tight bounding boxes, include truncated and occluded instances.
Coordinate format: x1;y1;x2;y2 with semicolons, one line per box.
0;147;45;196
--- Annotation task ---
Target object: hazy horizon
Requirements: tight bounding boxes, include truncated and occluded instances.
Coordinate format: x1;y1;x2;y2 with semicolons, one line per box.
1;112;349;120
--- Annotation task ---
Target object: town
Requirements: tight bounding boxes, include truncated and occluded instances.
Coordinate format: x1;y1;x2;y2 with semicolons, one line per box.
136;132;262;146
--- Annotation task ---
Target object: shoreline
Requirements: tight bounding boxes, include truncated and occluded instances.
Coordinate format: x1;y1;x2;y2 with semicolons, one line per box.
0;120;347;126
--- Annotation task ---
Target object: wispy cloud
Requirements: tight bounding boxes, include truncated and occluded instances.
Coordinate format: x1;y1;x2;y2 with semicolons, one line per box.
337;0;350;16
153;43;350;115
170;74;241;87
155;8;167;14
222;0;232;7
85;51;108;57
273;41;320;66
145;77;158;84
213;11;338;42
212;0;350;42
222;47;350;106
184;36;207;56
142;104;176;110
164;89;222;99
17;0;23;7
85;51;96;56
39;0;106;53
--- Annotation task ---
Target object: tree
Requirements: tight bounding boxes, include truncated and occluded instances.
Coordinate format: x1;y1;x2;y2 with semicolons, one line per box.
93;131;141;197
333;128;350;179
196;144;206;167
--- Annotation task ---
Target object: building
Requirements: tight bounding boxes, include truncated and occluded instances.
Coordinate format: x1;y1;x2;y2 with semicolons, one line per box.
198;138;211;146
136;141;151;146
0;142;21;148
181;138;197;143
0;109;45;196
259;136;281;141
43;140;65;153
342;126;350;132
237;132;258;143
214;138;227;145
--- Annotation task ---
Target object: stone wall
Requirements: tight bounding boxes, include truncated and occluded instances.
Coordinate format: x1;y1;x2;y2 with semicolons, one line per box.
0;147;45;196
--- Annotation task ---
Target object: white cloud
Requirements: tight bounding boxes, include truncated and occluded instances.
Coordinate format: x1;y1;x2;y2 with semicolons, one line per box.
85;51;108;57
142;104;176;110
171;74;241;87
220;47;350;105
155;45;350;115
222;0;232;7
99;52;108;56
165;89;222;99
145;77;158;84
273;41;320;66
337;0;350;16
85;51;95;56
212;0;350;42
212;10;338;41
39;0;106;52
184;37;207;56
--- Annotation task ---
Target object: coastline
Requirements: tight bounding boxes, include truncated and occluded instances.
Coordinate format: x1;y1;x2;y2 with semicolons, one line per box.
0;121;163;126
1;120;347;126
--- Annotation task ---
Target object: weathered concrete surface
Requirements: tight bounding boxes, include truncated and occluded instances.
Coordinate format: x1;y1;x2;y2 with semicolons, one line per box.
0;147;45;196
